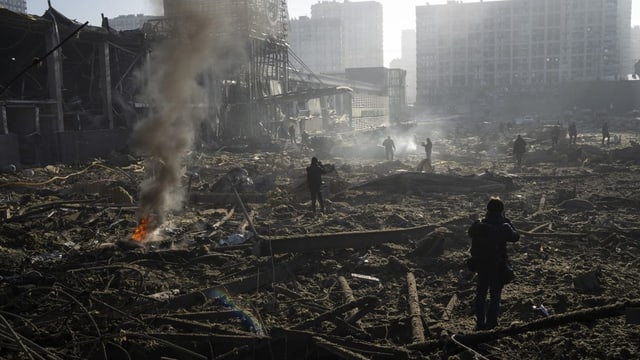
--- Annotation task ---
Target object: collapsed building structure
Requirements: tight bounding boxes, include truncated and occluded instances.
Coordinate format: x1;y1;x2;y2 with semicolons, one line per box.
0;1;407;170
0;7;146;168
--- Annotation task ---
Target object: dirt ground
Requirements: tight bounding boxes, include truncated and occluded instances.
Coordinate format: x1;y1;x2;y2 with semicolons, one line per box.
1;118;640;359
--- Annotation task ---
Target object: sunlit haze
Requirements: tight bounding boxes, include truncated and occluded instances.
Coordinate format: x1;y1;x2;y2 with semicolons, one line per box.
28;0;640;66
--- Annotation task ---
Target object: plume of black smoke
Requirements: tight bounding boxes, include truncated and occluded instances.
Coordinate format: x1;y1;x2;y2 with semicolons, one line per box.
131;2;240;231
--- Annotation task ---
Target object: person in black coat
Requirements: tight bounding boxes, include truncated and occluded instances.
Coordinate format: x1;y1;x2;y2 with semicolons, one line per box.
467;198;520;330
306;157;327;213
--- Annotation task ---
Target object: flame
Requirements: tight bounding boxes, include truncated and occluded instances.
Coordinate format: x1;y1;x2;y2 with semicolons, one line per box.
131;216;150;242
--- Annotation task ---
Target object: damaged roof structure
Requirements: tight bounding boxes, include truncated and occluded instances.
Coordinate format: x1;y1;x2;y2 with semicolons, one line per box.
0;7;148;169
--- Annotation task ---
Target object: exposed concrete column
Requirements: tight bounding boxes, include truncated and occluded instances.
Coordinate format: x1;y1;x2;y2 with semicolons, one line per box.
46;28;64;132
99;41;114;129
0;105;7;134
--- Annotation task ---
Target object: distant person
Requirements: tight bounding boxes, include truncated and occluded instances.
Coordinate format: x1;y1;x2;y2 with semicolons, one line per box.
602;121;610;146
306;157;327;214
568;122;578;144
467;197;520;330
422;138;433;167
288;125;296;144
382;136;396;161
551;124;561;147
301;131;310;150
513;135;527;167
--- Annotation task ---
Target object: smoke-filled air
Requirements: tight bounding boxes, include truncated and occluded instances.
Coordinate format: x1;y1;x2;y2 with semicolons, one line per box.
130;2;235;237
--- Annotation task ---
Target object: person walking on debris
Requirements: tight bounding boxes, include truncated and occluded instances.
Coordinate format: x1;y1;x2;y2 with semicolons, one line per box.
568;121;578;145
288;125;297;144
602;121;610;146
551;123;561;147
301;131;310;150
513;135;527;167
467;197;520;330
382;136;396;161
422;138;433;167
306;157;327;214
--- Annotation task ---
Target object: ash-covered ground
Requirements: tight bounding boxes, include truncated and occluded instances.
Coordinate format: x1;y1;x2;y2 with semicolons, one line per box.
1;116;640;359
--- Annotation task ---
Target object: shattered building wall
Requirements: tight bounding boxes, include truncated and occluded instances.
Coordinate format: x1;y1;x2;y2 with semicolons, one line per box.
416;0;633;110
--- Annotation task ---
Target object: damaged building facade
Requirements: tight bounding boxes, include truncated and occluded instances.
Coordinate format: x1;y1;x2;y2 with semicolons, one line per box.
0;7;147;169
416;0;638;115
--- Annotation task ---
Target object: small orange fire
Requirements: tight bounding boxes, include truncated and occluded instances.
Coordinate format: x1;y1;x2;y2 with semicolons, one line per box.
131;216;150;242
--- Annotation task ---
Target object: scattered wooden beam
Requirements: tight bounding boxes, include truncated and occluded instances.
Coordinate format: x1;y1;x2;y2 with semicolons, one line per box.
442;294;459;321
352;172;506;194
406;272;425;343
189;192;266;205
313;336;369;360
292;296;379;330
409;298;640;354
337;276;360;327
254;224;436;256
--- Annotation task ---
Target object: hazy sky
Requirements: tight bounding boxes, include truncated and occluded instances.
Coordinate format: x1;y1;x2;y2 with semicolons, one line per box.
29;0;640;66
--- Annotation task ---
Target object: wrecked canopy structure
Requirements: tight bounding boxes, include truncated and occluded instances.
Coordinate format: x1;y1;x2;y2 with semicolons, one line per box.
0;7;148;168
144;0;293;140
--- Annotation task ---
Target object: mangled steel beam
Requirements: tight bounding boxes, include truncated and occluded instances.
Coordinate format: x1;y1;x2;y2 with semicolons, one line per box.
254;224;436;256
406;272;425;343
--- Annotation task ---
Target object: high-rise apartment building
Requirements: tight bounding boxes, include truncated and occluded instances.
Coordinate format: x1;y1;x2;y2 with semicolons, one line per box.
1;0;26;13
632;26;640;64
109;14;161;31
416;0;632;105
402;29;417;104
311;1;383;69
289;16;344;74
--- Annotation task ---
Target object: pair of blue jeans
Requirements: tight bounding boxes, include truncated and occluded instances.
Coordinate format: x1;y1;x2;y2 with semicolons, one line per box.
475;269;503;330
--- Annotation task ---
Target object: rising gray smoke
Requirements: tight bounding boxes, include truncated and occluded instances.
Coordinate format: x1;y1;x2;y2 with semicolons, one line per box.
131;2;242;232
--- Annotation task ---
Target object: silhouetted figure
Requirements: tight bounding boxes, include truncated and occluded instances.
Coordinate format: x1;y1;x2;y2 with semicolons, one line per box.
513;135;527;166
551;124;561;146
467;198;520;330
602;121;610;146
306;157;326;214
288;125;296;144
422;138;433;166
301;131;310;150
382;136;396;161
568;122;577;144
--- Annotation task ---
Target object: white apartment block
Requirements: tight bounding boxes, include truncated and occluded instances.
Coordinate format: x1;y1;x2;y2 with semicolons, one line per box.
1;0;26;13
288;16;344;74
311;0;383;69
416;0;632;104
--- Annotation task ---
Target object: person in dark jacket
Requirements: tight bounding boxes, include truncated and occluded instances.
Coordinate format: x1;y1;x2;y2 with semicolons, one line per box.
513;135;527;166
382;136;396;161
467;198;520;330
306;157;327;213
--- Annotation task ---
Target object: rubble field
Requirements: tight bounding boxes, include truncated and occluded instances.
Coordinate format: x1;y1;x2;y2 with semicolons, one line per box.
1;122;640;359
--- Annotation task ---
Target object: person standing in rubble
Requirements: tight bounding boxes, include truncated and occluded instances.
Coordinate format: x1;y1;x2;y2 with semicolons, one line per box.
513;135;527;167
467;198;520;330
306;157;327;214
551;123;561;147
602;121;610;146
288;124;297;144
382;136;396;161
568;121;578;145
422;138;433;167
